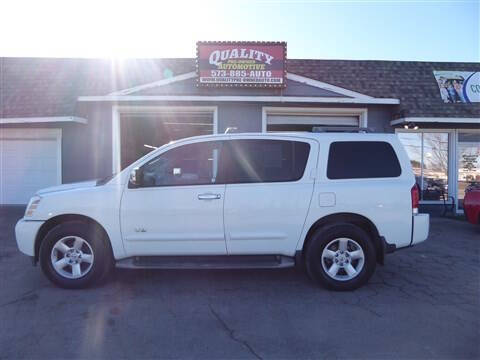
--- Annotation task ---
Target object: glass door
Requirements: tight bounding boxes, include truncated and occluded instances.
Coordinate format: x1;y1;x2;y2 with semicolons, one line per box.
397;131;450;202
457;131;480;211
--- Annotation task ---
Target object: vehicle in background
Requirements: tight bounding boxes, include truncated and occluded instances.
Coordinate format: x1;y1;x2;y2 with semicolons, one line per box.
15;132;429;291
464;188;480;225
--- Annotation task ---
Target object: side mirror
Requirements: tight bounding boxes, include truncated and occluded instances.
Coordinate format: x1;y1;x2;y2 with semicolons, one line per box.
129;167;144;187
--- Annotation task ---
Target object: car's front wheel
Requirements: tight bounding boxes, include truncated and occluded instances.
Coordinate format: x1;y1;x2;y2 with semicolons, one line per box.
39;221;113;289
305;223;376;291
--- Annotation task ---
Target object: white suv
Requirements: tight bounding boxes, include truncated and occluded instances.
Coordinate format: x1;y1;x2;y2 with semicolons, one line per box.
15;132;429;291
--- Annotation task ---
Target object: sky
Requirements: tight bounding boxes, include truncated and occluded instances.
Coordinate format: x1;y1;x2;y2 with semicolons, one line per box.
0;0;478;62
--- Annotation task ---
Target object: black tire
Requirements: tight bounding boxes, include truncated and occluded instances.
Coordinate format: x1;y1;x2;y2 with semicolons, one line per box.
305;223;376;291
39;221;114;289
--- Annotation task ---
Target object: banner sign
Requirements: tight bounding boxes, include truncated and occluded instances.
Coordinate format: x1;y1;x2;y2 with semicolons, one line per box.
433;71;480;103
196;41;287;87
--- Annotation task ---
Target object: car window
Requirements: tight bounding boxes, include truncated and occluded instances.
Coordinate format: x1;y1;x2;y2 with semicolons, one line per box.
221;139;310;184
140;141;222;187
327;141;401;179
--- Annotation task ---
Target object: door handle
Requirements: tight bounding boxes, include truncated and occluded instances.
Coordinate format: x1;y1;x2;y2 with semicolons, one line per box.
198;193;221;200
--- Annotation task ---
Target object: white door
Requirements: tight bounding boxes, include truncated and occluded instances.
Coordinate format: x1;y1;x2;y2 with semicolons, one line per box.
0;128;61;204
120;140;227;256
222;138;317;256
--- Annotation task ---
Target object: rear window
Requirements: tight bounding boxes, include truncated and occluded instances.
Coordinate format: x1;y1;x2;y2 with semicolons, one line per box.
222;139;310;184
327;141;401;179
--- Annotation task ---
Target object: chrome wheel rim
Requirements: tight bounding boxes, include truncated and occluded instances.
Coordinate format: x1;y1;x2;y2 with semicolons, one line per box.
50;236;94;279
321;238;365;281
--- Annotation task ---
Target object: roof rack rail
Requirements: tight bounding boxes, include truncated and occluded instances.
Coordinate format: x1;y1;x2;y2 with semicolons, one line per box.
312;127;372;133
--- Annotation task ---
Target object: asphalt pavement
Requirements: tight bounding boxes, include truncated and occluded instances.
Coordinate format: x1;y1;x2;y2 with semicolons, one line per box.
0;206;479;359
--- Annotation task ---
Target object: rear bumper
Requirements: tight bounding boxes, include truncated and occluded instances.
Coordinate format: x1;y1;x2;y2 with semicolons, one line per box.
15;219;44;257
381;213;429;257
412;213;429;245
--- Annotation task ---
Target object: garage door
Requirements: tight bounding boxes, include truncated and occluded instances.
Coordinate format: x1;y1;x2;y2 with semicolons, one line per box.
119;110;215;169
0;129;61;204
266;114;359;132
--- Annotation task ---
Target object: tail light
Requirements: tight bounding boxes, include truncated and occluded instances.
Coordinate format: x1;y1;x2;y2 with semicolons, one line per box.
411;184;419;214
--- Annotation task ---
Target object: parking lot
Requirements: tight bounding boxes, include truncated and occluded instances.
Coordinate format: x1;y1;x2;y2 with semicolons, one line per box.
0;207;478;359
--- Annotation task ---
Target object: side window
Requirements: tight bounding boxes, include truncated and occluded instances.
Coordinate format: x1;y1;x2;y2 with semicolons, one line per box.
327;141;401;179
222;139;310;184
140;141;221;187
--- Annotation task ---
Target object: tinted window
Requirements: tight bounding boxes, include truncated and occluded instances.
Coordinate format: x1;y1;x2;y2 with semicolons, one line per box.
327;141;401;179
140;141;221;187
222;139;310;183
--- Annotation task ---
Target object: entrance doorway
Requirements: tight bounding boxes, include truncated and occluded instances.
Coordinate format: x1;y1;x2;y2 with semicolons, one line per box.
457;131;480;211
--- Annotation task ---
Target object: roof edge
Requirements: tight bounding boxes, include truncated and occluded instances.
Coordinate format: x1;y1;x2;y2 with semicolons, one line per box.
0;116;87;124
106;71;380;100
78;95;400;104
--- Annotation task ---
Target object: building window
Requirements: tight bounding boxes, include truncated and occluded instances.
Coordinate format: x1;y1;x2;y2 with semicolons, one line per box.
397;132;449;201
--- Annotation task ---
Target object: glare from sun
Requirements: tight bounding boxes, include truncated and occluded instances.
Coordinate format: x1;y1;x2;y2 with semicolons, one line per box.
0;0;228;58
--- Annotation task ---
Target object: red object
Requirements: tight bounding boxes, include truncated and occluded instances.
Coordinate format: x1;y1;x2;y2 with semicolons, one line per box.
196;41;287;87
464;189;480;225
411;184;420;214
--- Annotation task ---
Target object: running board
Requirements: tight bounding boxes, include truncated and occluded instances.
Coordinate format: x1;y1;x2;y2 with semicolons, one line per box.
115;255;295;269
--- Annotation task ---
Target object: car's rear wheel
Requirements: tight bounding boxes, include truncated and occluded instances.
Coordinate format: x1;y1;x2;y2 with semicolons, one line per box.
305;223;376;291
39;221;113;289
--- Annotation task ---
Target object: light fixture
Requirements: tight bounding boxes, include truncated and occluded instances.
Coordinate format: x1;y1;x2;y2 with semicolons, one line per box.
404;122;419;130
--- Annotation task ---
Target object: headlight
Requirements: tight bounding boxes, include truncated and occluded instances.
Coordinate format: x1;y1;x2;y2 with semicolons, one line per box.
25;196;41;218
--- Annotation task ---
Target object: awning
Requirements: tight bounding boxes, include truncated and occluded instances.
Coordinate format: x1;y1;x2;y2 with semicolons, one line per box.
391;117;480;126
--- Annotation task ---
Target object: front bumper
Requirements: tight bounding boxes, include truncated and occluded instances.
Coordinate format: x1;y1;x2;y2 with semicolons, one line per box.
15;219;44;257
412;213;429;245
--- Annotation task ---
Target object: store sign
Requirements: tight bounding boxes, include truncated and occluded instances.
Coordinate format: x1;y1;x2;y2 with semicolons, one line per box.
462;153;478;172
196;41;287;87
433;71;480;103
